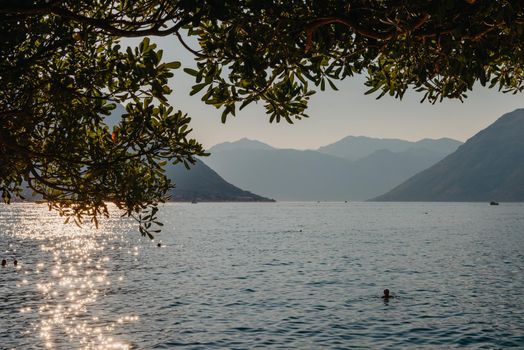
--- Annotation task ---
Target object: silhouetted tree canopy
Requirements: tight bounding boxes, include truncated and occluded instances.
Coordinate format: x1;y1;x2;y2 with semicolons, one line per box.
2;0;523;235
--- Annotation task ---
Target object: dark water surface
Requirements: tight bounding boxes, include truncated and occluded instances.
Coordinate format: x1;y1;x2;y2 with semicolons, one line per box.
0;202;523;349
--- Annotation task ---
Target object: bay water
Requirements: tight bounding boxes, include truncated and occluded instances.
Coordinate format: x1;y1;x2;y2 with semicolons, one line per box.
0;202;523;349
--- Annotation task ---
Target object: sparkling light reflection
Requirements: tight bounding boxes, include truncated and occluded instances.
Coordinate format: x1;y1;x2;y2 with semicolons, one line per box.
2;203;142;349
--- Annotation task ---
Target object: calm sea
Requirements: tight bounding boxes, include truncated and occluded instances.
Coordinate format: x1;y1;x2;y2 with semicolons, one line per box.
0;202;523;349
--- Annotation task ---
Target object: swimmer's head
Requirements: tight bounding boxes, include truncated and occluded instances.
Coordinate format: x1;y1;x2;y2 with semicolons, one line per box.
383;289;390;297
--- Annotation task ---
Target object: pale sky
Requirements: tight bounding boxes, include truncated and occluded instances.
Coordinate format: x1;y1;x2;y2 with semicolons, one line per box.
131;36;524;150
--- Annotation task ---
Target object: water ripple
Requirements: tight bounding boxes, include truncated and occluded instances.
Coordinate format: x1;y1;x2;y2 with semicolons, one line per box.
0;202;523;349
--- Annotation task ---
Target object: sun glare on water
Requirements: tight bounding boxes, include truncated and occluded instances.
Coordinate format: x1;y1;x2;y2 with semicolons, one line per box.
2;203;142;349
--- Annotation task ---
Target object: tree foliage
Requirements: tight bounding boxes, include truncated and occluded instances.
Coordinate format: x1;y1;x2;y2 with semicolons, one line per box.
0;0;204;235
2;0;524;235
189;0;524;123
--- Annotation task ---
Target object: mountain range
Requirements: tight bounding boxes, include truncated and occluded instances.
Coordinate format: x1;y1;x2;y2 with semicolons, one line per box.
374;109;524;202
318;135;461;161
107;103;462;201
22;104;521;203
204;136;462;201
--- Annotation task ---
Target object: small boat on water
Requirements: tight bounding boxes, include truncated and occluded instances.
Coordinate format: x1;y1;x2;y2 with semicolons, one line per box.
191;200;198;204
490;201;499;206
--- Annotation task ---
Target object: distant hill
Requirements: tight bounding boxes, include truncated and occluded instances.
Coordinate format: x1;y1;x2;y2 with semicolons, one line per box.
414;138;463;156
318;135;462;161
204;148;356;201
205;137;461;201
209;138;274;153
318;136;413;161
374;109;524;202
346;147;449;199
166;160;274;202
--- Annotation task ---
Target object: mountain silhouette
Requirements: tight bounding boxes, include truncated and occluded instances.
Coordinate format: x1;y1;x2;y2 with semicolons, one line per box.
209;138;274;153
205;137;461;201
166;160;273;202
318;135;461;161
374;109;524;202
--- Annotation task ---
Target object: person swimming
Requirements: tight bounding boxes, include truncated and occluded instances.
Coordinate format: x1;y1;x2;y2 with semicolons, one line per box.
1;259;6;267
157;242;162;248
382;289;394;299
13;259;17;267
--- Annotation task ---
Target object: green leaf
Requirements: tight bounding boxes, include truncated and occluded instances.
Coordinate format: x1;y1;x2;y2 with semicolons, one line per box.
221;109;229;123
327;79;338;91
190;83;208;95
365;85;381;95
184;68;199;76
163;61;181;69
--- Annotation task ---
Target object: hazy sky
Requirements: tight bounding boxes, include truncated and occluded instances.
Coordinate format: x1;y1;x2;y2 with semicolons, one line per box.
136;37;524;150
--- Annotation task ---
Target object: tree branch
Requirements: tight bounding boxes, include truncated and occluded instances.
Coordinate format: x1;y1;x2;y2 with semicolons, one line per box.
305;16;395;51
49;6;188;37
175;31;204;57
0;3;191;38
